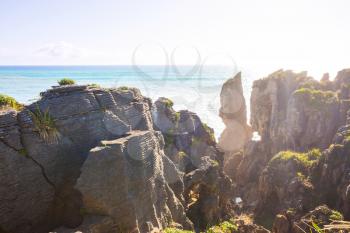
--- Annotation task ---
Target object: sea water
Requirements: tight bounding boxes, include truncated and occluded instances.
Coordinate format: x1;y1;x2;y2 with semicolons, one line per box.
0;65;254;138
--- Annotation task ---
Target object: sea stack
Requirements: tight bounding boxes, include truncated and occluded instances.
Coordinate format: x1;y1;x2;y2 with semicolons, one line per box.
218;72;251;153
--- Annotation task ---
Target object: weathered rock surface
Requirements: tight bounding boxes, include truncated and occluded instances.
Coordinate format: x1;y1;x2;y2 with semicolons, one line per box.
1;84;233;233
51;215;117;233
152;97;234;231
272;205;344;233
0;85;155;233
76;130;192;233
218;72;252;153
311;110;350;219
220;69;350;231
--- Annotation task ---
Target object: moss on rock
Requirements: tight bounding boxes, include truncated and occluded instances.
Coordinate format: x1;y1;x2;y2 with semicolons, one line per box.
270;148;321;169
293;88;338;110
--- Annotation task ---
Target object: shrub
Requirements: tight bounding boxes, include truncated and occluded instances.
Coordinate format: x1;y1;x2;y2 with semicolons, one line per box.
58;78;75;86
203;123;216;143
207;221;238;233
30;105;60;143
177;151;187;158
118;86;129;91
164;228;193;233
0;94;23;110
88;83;100;88
270;148;321;169
164;99;174;108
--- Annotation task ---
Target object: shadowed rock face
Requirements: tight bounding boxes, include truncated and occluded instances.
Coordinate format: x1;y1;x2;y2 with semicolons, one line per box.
152;97;234;231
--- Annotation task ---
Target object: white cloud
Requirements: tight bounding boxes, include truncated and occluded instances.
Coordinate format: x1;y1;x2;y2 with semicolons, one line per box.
35;41;87;58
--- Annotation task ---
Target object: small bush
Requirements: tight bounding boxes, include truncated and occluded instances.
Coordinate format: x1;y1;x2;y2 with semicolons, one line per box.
118;86;129;92
0;94;23;110
207;221;238;233
164;228;193;233
164;99;174;108
270;148;321;168
177;151;187;158
30;105;60;143
203;123;216;143
88;83;100;88
58;78;75;86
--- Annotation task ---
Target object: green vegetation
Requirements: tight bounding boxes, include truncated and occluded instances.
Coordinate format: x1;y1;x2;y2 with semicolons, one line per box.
330;210;343;221
58;78;75;86
174;112;181;121
293;88;338;110
164;98;174;108
118;86;129;92
177;151;187;158
206;221;238;233
164;228;193;233
270;148;322;168
164;220;237;233
88;83;100;88
0;94;23;111
30;106;60;143
203;123;216;143
164;133;175;147
19;148;28;156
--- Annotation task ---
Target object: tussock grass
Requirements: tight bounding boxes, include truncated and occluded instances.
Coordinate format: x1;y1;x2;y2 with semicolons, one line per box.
30;106;60;143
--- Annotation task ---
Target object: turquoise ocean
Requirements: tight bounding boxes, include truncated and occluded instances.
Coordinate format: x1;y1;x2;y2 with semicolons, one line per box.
0;66;253;137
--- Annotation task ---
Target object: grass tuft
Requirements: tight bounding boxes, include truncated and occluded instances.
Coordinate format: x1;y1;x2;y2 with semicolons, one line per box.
30;105;60;143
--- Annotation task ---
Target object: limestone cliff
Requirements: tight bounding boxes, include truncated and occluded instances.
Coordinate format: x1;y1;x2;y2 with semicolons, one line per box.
0;84;232;233
220;69;350;231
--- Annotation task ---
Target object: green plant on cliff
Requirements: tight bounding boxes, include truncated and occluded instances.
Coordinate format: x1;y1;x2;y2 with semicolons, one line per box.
30;106;60;143
270;148;321;169
164;98;174;108
118;86;129;92
164;228;193;233
0;94;23;111
293;88;338;110
203;123;216;143
206;221;238;233
164;220;238;233
58;78;75;86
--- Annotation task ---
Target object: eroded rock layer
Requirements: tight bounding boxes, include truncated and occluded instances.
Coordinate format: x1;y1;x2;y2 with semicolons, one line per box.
0;84;232;233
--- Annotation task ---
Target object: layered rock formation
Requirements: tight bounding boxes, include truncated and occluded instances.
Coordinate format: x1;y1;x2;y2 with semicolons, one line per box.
220;69;350;231
0;84;232;233
152;97;233;230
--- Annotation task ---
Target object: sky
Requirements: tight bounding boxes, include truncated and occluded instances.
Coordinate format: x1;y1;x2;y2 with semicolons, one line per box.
0;0;349;78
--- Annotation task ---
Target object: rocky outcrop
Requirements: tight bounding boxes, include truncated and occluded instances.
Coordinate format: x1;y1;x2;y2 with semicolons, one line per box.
76;130;192;233
0;85;155;233
0;84;233;233
219;69;350;231
311;110;350;219
218;72;251;153
272;205;344;233
152;97;234;231
255;149;320;227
